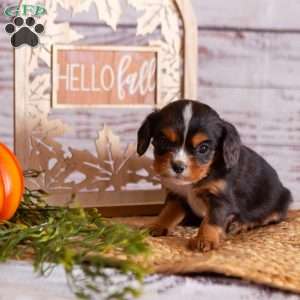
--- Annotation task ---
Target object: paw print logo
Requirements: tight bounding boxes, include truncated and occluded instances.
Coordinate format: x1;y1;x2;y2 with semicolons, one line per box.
5;16;44;48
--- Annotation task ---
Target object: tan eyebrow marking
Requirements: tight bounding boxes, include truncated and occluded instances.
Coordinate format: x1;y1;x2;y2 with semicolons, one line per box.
191;132;208;147
162;127;178;143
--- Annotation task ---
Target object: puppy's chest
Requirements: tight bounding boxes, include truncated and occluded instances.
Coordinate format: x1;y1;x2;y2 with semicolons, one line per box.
161;179;208;218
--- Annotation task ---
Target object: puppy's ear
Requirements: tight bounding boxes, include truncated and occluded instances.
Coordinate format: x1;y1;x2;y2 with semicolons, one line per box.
222;120;241;169
137;111;158;156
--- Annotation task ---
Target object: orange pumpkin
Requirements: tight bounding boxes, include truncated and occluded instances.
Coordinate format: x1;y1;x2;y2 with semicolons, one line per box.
0;176;4;213
0;143;24;220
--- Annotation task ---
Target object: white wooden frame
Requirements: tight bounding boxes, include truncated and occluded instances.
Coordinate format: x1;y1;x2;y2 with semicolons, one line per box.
14;0;198;215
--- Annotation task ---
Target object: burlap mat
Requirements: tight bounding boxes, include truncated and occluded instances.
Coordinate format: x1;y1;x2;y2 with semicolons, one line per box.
119;211;300;294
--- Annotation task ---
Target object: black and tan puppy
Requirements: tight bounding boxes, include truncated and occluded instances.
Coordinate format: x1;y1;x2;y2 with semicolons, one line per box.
137;99;293;252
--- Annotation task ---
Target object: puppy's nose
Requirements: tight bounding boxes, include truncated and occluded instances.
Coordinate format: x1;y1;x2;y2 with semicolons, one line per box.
171;160;186;174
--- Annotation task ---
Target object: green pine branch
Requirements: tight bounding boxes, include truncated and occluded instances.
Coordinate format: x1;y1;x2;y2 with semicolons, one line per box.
0;187;150;299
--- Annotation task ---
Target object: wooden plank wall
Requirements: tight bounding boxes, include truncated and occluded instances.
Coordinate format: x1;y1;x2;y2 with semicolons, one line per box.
0;0;299;207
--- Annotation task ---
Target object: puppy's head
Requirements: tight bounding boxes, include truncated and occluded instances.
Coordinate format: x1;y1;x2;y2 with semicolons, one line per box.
137;100;241;184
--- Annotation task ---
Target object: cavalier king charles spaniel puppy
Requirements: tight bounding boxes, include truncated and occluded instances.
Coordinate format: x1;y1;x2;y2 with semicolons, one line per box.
137;99;292;252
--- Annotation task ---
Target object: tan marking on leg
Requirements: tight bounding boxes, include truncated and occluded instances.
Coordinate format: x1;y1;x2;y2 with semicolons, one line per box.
228;212;282;236
228;212;282;235
188;217;224;252
261;212;281;226
148;199;186;236
227;220;243;234
227;221;256;234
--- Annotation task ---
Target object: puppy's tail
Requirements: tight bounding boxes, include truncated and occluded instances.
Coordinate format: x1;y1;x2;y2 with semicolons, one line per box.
277;187;293;218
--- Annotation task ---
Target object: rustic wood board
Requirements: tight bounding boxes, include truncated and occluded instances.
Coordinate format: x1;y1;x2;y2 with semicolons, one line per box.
40;0;300;30
3;26;300;90
2;0;300;30
0;3;299;205
193;0;300;30
197;30;300;89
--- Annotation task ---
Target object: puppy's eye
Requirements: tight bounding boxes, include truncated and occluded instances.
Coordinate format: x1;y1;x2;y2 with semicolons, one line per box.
197;143;209;154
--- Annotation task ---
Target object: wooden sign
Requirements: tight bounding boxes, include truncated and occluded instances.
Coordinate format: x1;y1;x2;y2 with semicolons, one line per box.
52;45;160;107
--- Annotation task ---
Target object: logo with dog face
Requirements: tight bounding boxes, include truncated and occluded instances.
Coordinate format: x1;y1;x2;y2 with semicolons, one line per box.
3;4;46;48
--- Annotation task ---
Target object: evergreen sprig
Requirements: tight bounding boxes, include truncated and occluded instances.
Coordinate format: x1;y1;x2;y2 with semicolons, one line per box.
0;188;150;299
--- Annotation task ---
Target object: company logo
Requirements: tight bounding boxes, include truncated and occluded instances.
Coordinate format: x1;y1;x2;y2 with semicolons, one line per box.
3;4;46;17
3;4;46;48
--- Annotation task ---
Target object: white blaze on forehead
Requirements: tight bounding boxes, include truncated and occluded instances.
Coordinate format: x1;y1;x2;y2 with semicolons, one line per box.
173;103;193;164
183;103;193;143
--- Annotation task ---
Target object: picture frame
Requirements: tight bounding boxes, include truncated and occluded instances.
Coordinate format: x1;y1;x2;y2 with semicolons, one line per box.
14;0;198;216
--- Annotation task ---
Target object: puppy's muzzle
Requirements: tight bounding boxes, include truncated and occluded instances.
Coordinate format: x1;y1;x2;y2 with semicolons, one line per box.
171;160;186;174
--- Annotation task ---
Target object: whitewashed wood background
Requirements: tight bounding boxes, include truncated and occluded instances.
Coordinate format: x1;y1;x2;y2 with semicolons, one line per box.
0;0;299;207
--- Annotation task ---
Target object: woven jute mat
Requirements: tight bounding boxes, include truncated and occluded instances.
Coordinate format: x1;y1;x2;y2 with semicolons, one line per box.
118;211;300;294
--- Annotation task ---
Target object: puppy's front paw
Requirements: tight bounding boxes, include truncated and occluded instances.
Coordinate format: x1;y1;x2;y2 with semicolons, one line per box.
188;236;220;252
148;224;169;237
188;223;224;252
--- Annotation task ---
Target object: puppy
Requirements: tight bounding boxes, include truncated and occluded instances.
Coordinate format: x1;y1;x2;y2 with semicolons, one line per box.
137;99;293;252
